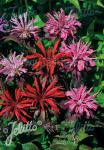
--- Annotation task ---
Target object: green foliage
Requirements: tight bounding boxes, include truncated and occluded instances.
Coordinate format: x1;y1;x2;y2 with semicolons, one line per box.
34;15;44;28
64;0;81;11
0;0;104;149
22;143;39;150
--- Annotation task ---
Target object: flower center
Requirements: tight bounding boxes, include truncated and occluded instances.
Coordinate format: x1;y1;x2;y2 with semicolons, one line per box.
77;99;83;105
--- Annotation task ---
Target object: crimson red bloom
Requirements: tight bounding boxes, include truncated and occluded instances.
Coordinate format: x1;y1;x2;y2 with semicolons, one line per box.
26;40;70;76
0;88;33;123
23;77;65;113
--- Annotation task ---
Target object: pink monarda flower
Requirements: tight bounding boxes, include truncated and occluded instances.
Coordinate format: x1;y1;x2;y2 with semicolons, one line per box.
64;85;98;118
10;12;39;39
0;52;27;82
44;8;81;40
0;18;7;32
60;41;96;79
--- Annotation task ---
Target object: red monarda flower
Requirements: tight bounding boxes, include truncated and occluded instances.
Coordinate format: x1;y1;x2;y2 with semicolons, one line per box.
64;85;98;118
0;88;33;123
26;40;70;76
23;77;65;113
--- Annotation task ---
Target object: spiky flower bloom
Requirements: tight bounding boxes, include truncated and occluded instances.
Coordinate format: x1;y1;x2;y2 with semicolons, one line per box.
44;8;81;40
64;85;98;118
22;77;65;114
0;52;27;82
26;40;71;76
60;41;96;79
10;12;39;39
0;18;7;32
0;88;33;123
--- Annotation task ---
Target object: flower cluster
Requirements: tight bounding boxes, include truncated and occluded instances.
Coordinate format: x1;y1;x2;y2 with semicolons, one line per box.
0;9;98;123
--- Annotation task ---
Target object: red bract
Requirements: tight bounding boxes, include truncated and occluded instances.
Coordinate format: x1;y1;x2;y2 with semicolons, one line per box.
0;88;33;123
26;40;70;76
23;77;65;113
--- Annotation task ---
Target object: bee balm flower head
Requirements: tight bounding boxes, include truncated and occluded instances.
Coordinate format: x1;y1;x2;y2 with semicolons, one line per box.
44;8;81;40
64;85;98;118
0;52;27;82
60;41;96;79
10;12;39;40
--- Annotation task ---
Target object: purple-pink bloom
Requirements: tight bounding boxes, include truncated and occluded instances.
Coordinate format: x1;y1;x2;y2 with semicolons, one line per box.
64;85;98;118
44;8;81;40
0;52;27;82
0;18;7;32
10;12;39;40
60;41;96;79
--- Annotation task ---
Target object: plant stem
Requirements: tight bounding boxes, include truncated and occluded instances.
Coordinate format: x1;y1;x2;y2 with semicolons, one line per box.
24;0;28;13
49;0;51;12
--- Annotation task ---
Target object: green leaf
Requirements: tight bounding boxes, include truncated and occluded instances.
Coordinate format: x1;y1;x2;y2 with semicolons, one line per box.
22;143;39;150
32;0;47;4
79;145;92;150
34;15;44;28
81;36;91;44
87;20;95;36
77;129;89;141
8;81;14;87
96;93;104;107
95;34;104;41
5;0;13;3
51;143;77;150
64;0;81;11
34;127;44;135
97;0;104;8
0;0;13;4
93;147;104;150
0;142;16;150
